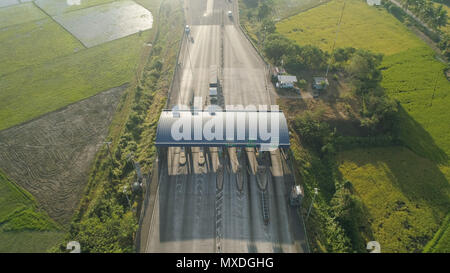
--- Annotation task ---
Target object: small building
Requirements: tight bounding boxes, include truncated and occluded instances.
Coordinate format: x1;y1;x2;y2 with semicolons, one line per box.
312;77;329;90
366;0;381;6
276;75;298;89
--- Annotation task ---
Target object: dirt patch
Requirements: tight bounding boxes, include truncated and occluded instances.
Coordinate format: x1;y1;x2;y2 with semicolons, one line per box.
0;85;127;225
278;73;367;137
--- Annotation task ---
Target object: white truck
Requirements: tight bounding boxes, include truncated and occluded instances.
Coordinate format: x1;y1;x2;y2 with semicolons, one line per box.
209;65;219;103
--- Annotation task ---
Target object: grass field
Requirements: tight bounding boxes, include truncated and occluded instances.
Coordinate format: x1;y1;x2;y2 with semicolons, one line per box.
0;3;47;28
277;0;423;55
0;170;62;252
0;27;149;131
0;18;83;76
0;0;156;131
0;231;65;253
338;147;450;252
272;0;326;19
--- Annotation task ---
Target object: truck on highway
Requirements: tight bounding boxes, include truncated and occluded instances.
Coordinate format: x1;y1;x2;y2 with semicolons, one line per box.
290;185;303;206
209;65;219;103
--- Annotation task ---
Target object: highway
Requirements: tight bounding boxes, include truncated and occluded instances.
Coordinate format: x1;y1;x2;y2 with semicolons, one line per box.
142;0;308;253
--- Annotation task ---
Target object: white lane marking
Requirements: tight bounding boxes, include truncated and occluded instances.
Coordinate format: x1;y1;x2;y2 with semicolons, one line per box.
203;0;214;17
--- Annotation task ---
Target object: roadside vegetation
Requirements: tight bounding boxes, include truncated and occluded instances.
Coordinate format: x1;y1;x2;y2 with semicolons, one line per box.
241;0;449;252
51;0;183;253
398;0;448;30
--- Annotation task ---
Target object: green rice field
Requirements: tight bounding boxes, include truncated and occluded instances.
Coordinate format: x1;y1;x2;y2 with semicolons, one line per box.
0;0;154;131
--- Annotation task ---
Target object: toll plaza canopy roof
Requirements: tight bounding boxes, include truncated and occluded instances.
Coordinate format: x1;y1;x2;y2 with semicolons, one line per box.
155;110;290;148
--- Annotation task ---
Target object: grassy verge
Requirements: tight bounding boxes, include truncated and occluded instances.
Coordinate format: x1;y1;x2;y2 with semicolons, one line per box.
0;170;62;252
53;0;184;253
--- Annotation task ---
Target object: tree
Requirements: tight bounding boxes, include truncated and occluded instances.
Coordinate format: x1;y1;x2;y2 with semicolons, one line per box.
261;19;276;34
434;5;448;29
345;50;383;94
258;3;270;20
263;34;294;63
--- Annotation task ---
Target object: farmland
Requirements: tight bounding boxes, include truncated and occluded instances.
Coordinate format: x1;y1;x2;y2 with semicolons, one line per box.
0;0;159;252
53;1;153;47
0;0;155;131
274;0;449;252
0;85;128;225
0;170;63;252
0;2;46;28
0;31;148;130
276;0;424;55
0;18;83;76
337;147;449;252
34;0;115;15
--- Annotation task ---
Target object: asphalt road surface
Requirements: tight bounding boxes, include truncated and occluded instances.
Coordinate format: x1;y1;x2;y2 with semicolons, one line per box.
142;0;307;253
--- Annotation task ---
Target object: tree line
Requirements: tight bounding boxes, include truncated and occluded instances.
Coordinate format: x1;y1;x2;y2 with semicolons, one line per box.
399;0;448;29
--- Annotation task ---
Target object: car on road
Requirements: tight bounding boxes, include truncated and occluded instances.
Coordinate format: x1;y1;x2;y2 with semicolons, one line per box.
185;24;190;35
228;10;233;18
198;147;205;166
179;147;186;166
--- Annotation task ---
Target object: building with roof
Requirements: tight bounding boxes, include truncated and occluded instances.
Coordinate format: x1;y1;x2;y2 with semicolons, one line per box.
276;75;298;89
367;0;381;6
312;77;329;90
